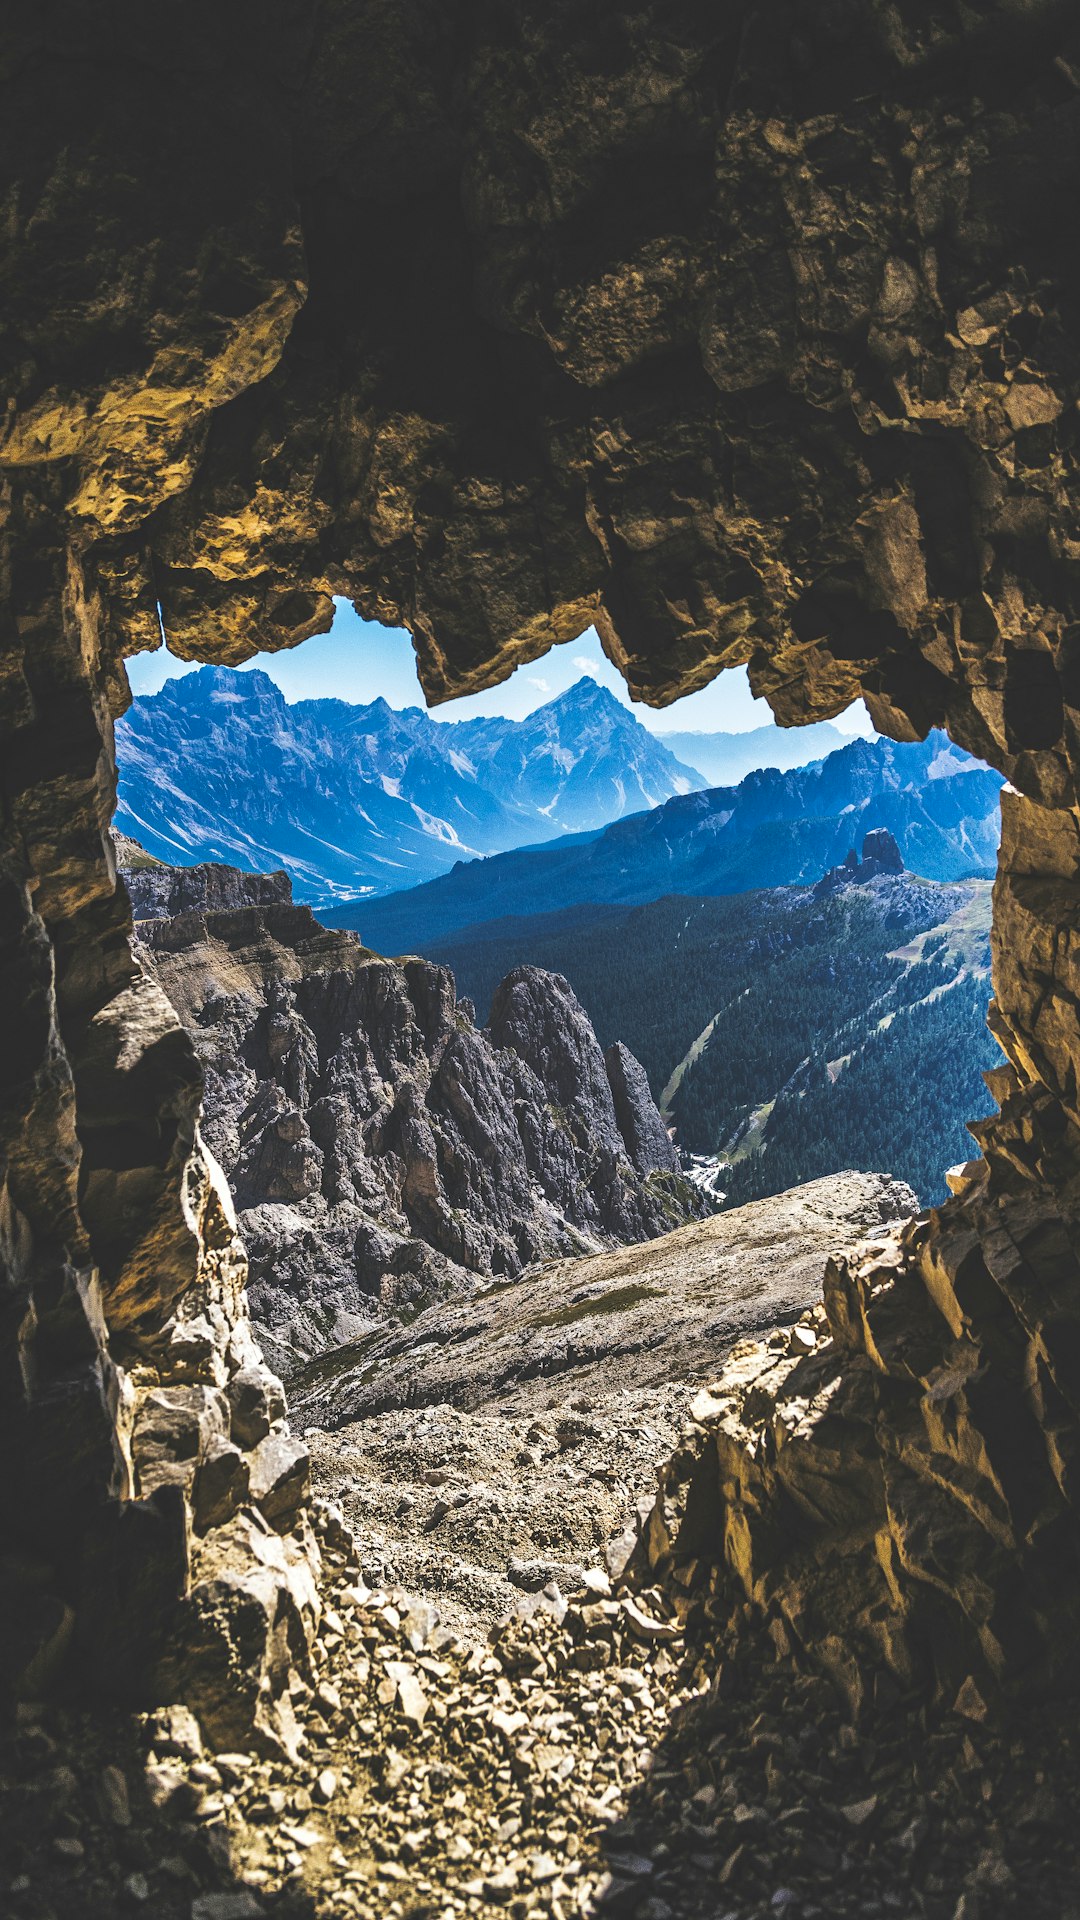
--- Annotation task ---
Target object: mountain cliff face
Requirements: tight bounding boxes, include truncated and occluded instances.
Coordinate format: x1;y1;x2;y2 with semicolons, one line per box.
127;859;703;1377
342;729;1004;953
443;676;705;831
115;669;705;905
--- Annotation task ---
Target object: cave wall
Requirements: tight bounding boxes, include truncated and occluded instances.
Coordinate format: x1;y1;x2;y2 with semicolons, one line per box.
2;0;1079;1714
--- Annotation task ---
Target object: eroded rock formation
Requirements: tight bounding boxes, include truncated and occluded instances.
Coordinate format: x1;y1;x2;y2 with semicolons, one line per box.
2;0;1080;1724
127;859;700;1375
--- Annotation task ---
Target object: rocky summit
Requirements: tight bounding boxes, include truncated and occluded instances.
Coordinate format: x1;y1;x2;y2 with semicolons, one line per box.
124;853;705;1378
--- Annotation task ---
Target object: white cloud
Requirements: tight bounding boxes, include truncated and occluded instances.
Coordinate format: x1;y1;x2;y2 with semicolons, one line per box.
572;655;603;679
528;675;550;692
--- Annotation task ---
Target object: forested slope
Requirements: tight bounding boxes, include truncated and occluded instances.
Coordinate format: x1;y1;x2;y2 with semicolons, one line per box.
428;875;999;1207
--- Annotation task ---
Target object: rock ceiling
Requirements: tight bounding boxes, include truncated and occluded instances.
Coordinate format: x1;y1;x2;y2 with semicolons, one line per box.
2;0;1080;1715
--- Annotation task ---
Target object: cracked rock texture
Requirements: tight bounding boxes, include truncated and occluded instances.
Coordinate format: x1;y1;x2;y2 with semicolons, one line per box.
3;0;1080;1720
129;860;703;1377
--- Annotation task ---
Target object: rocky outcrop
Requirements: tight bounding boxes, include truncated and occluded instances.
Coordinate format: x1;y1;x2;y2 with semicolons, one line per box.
3;0;1080;1731
815;827;906;895
123;853;293;922
605;1042;680;1178
130;870;704;1376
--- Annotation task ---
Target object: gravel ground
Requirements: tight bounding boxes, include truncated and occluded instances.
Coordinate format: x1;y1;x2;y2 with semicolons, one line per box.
4;1495;1078;1920
10;1175;1074;1919
299;1174;916;1637
306;1386;691;1640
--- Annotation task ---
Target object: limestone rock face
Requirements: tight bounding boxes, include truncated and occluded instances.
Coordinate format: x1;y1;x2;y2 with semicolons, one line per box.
131;873;704;1375
3;0;1080;1721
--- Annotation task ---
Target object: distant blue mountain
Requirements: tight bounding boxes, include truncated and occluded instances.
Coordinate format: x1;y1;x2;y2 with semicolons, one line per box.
336;731;1004;954
652;719;849;786
115;668;708;905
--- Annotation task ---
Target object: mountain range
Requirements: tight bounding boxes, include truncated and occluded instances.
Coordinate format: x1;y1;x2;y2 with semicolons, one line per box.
338;731;1004;955
115;667;711;905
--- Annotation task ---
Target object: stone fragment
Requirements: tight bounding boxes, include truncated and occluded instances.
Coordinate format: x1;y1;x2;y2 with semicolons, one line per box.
953;1676;989;1722
132;1386;228;1497
166;1314;218;1377
99;1763;132;1825
402;1601;438;1650
148;1703;204;1760
247;1432;310;1526
227;1366;287;1449
1005;382;1062;430
144;1761;188;1808
191;1896;264;1920
193;1440;250;1532
620;1597;678;1641
385;1660;429;1726
840;1796;879;1827
488;1707;529;1739
604;1531;638;1582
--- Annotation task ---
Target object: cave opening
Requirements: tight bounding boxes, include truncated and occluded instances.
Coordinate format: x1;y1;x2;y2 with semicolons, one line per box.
5;0;1080;1908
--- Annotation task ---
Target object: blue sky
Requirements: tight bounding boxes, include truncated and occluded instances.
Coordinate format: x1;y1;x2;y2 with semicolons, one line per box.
129;598;872;736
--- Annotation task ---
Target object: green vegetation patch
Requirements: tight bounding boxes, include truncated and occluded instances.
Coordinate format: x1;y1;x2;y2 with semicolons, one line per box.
532;1281;664;1330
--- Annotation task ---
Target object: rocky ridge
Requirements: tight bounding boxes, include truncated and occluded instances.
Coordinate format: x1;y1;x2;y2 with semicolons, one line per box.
126;857;704;1378
344;732;1002;954
814;827;904;895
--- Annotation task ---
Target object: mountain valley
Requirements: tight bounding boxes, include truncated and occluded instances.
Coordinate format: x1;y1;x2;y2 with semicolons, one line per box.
425;851;999;1208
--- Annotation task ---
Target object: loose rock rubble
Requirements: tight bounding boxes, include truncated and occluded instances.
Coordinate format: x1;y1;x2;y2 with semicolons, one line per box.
297;1177;917;1637
305;1389;698;1639
5;1482;1079;1920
